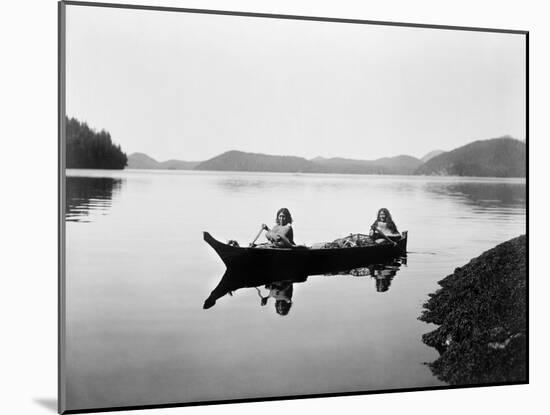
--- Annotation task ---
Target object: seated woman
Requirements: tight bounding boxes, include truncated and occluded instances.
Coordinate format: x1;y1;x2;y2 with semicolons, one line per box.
369;208;400;245
262;207;295;248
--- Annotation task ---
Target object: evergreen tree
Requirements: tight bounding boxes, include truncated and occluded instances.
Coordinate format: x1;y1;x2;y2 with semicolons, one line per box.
66;116;128;169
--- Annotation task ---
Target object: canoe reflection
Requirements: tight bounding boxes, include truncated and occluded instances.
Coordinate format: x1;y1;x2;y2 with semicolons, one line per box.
203;257;406;313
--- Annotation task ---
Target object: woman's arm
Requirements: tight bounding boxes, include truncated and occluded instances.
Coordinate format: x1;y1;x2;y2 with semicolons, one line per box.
285;226;294;245
263;224;276;242
266;225;295;247
277;226;295;247
369;223;379;237
265;228;277;242
276;234;294;247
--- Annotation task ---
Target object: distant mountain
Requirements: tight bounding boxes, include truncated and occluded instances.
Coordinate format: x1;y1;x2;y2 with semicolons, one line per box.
415;137;526;177
128;138;523;177
127;153;161;169
313;155;422;175
421;150;445;163
159;159;200;170
127;153;199;170
195;150;318;173
195;151;422;175
372;155;423;174
311;157;380;174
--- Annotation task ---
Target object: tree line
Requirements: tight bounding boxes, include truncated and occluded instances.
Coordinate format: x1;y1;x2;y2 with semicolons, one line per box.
66;116;127;169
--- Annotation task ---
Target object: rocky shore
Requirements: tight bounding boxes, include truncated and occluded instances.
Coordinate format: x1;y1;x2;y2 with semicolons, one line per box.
419;235;527;385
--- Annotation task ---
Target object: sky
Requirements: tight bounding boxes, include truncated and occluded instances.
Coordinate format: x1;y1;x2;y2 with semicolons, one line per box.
65;5;526;162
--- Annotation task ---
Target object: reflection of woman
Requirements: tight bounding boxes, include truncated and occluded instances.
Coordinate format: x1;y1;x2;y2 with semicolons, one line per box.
369;208;400;244
373;268;397;292
262;208;295;248
257;281;294;316
367;262;400;292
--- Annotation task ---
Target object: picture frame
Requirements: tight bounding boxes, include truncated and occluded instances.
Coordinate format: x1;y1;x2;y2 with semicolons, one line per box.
59;1;528;413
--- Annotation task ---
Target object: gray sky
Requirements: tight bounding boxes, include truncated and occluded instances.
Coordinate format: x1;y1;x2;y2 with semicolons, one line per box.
66;5;526;162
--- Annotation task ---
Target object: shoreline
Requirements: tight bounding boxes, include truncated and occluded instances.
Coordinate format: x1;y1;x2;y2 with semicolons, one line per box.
419;235;527;385
64;168;528;181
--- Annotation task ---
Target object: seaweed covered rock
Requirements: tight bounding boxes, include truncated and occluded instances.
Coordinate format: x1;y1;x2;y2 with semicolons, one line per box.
419;235;526;385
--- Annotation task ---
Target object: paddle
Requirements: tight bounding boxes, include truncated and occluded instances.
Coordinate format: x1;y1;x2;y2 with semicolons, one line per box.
255;287;269;305
371;225;398;247
249;225;266;247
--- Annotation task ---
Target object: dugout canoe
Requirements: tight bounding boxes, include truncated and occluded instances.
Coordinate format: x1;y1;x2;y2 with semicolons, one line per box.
203;231;407;274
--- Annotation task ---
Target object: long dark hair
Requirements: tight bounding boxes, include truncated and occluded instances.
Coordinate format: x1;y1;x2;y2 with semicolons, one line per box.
275;300;292;316
276;207;293;225
371;208;398;233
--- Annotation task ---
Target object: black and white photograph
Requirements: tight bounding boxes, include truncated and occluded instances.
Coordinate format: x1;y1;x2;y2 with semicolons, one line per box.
58;1;527;413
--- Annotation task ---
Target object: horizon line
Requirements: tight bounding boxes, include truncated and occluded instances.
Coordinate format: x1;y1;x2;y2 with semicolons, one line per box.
127;135;524;163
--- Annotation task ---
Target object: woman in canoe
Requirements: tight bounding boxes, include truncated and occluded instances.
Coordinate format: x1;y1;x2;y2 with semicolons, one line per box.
262;207;295;248
369;208;400;245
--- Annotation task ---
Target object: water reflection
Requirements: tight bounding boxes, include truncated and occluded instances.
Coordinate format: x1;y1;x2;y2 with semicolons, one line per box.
218;178;279;191
339;258;406;292
217;175;419;194
326;257;407;293
66;176;123;222
256;280;302;316
204;258;405;314
425;182;526;209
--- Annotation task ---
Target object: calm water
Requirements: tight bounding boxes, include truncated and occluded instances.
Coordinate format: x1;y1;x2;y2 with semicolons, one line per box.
64;169;526;410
